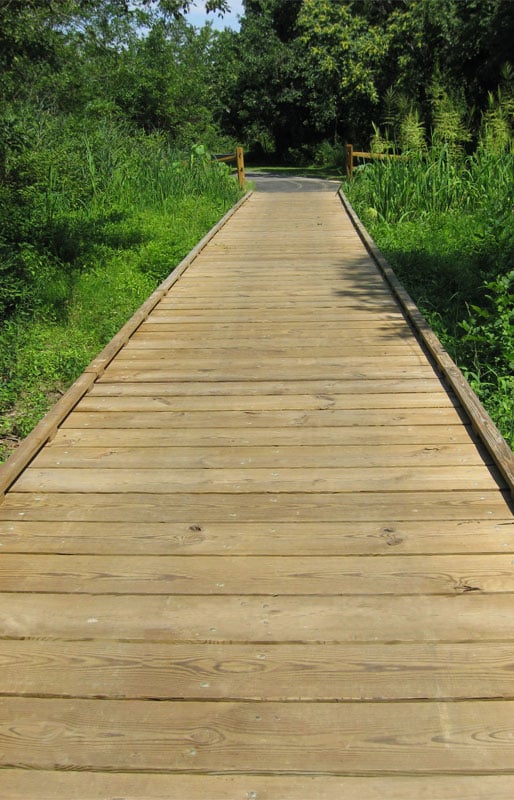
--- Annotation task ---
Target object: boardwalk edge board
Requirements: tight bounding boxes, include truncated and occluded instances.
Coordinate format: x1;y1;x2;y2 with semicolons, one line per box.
0;191;253;501
338;187;514;497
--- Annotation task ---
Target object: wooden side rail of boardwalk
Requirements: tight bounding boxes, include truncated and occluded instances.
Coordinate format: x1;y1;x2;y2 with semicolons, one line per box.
1;187;514;799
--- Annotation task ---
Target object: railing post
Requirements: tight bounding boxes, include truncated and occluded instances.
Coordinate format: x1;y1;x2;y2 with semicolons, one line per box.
236;146;245;190
346;143;354;179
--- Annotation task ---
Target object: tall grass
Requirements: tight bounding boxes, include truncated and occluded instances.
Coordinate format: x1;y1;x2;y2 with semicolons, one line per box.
350;145;514;223
0;112;242;461
345;144;514;447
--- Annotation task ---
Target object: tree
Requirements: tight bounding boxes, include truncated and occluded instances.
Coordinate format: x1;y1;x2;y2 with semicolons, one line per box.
213;1;306;158
297;0;392;144
296;0;514;148
106;18;223;145
0;0;232;321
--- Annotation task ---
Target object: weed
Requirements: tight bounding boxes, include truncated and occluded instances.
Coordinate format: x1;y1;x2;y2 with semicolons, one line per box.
0;125;242;462
345;143;514;448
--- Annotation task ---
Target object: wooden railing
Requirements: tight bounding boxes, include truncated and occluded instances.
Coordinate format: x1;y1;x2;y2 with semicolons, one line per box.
214;146;245;189
346;143;402;179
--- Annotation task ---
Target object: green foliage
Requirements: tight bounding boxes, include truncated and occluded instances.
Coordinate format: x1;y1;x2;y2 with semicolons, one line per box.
314;140;346;169
429;81;471;160
215;1;305;158
298;0;384;105
370;122;393;155
399;110;426;153
479;67;514;154
459;271;514;446
345;139;514;448
0;1;242;461
218;0;514;155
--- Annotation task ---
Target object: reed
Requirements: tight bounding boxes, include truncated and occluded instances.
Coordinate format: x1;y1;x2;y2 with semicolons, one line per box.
345;141;514;447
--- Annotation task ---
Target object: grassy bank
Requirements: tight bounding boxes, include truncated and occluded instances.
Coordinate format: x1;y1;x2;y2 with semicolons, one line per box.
0;120;242;462
344;145;514;448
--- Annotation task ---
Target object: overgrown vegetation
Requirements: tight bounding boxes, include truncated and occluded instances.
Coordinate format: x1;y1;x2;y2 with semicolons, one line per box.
219;0;514;161
0;1;240;462
345;85;514;447
0;123;240;460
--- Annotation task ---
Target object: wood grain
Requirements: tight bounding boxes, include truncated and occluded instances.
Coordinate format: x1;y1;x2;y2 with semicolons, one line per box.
1;490;511;522
1;519;512;555
48;424;478;446
76;392;454;411
1;553;513;595
2;697;514;773
3;640;514;701
2;593;514;642
89;377;449;395
4;772;514;800
32;443;487;469
59;407;465;429
1;189;513;794
98;364;440;382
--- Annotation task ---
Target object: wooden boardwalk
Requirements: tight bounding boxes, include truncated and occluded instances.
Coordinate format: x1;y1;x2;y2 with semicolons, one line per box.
1;189;514;798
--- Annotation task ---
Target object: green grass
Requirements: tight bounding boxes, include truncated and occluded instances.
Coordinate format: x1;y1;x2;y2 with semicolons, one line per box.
344;146;514;448
0;129;242;463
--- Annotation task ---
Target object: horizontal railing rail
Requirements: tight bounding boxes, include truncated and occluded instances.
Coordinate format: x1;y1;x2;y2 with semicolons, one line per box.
213;146;245;189
346;143;403;179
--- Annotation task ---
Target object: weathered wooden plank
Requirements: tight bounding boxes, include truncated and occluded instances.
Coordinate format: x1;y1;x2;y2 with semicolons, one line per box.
2;593;514;642
141;317;409;329
137;332;416;349
1;553;513;595
176;277;389;287
149;309;405;322
90;377;448;396
2;697;514;773
4;771;514;800
3;640;514;701
50;424;475;447
1;491;510;522
60;407;464;429
129;334;416;348
181;249;368;257
168;280;390;289
117;344;426;359
167;293;391;305
76;392;455;412
33;443;487;470
13;465;501;493
160;279;391;288
166;289;395;301
1;519;512;556
156;300;402;311
110;354;427;370
98;365;441;382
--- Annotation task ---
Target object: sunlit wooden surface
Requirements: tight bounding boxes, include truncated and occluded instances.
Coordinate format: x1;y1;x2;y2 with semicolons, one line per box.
1;191;514;799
